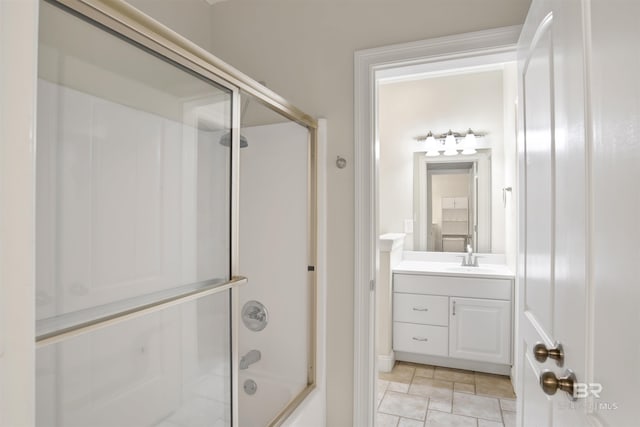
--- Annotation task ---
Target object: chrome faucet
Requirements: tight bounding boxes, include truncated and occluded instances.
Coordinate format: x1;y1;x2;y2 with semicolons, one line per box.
239;349;261;370
459;244;480;267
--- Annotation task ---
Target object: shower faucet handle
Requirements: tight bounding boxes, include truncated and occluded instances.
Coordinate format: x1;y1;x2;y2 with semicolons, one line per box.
242;300;269;331
246;306;265;321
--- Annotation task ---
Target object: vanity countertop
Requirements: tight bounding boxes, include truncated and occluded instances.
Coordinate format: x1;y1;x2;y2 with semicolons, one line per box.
393;260;514;279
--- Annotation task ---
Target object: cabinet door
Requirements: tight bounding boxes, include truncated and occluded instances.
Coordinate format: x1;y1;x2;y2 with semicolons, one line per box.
449;297;510;364
441;197;455;209
453;197;468;209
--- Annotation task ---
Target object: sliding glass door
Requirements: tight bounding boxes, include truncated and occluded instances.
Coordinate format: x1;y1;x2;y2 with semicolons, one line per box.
36;2;236;425
236;91;316;426
33;1;318;426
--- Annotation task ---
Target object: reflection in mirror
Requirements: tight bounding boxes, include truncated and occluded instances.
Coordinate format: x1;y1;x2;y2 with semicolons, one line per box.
413;154;491;253
378;66;517;257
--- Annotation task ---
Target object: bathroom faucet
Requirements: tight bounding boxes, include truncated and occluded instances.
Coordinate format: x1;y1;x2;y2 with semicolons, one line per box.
459;244;480;267
239;349;261;370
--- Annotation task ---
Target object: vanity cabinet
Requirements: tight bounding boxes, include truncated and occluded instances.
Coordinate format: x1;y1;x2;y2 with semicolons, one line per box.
392;273;512;372
441;197;468;209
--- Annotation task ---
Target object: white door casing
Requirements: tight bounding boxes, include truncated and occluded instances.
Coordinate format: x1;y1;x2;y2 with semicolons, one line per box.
0;1;39;425
354;26;521;426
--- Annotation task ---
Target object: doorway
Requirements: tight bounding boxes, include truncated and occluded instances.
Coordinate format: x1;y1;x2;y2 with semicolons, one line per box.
353;26;521;426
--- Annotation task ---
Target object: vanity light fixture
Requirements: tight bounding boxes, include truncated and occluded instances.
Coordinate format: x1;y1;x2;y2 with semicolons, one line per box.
414;128;486;156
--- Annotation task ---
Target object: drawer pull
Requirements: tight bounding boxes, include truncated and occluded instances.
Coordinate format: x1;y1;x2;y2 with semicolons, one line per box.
412;307;429;312
412;337;429;342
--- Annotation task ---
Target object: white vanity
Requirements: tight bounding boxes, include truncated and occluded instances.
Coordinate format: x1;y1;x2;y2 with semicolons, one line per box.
391;252;514;375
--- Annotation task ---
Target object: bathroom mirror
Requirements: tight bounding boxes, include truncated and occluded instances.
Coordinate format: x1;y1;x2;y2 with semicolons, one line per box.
412;153;491;253
378;66;516;256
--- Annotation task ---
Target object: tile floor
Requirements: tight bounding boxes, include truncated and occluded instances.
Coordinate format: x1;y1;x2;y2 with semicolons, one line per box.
377;362;516;427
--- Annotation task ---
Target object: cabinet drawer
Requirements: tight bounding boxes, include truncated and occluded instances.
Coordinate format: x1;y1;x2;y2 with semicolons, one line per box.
393;293;448;326
394;273;512;300
393;322;448;356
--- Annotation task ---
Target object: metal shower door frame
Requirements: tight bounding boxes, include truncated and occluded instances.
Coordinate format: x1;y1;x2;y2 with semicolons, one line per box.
36;1;319;426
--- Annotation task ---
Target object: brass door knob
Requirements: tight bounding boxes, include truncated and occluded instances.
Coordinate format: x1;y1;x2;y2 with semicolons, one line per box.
533;343;564;366
539;370;577;401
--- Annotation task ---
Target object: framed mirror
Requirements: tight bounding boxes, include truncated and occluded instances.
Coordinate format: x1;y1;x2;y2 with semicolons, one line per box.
413;153;491;252
378;65;517;257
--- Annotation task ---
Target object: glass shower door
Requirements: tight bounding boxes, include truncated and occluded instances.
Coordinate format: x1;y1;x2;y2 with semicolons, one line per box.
236;91;316;426
35;2;237;426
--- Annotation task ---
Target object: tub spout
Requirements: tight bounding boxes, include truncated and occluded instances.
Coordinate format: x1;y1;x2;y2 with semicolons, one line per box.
239;349;261;370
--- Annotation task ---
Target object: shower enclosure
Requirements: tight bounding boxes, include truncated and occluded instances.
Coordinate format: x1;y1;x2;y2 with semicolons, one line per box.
33;1;317;426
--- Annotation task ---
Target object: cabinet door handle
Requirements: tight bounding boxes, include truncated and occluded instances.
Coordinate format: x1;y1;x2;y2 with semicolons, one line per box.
412;307;429;312
452;300;456;315
412;337;428;342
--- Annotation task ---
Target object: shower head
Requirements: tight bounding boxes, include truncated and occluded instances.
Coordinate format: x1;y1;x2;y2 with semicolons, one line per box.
218;132;248;148
218;92;252;148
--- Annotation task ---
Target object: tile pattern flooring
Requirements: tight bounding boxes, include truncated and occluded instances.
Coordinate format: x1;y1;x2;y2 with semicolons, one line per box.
377;362;516;427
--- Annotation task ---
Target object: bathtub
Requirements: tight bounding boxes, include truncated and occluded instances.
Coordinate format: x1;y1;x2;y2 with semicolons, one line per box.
238;370;300;427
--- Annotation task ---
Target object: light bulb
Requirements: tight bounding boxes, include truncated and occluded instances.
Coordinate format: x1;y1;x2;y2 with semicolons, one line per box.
464;128;477;145
443;130;457;155
425;131;435;143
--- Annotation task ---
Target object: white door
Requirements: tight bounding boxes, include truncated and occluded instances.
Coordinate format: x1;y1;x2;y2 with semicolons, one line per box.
517;0;590;425
449;297;510;365
518;0;640;425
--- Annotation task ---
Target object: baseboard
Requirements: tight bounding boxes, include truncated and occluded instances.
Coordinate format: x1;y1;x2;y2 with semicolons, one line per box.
377;351;396;373
395;351;511;376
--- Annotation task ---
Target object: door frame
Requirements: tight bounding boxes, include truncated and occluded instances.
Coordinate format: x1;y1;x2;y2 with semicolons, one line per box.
353;25;521;426
0;0;39;425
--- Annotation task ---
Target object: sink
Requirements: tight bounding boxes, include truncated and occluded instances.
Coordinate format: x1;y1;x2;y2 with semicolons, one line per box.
442;265;503;274
392;258;514;278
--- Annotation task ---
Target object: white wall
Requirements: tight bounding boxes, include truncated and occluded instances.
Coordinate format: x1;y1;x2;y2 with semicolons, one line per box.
126;0;215;52
379;70;506;253
0;1;38;425
123;1;531;424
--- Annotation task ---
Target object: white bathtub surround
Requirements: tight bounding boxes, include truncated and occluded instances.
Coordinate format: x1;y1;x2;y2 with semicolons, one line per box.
237;120;314;426
377;234;405;373
280;119;327;427
34;75;234;426
238;370;296;427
